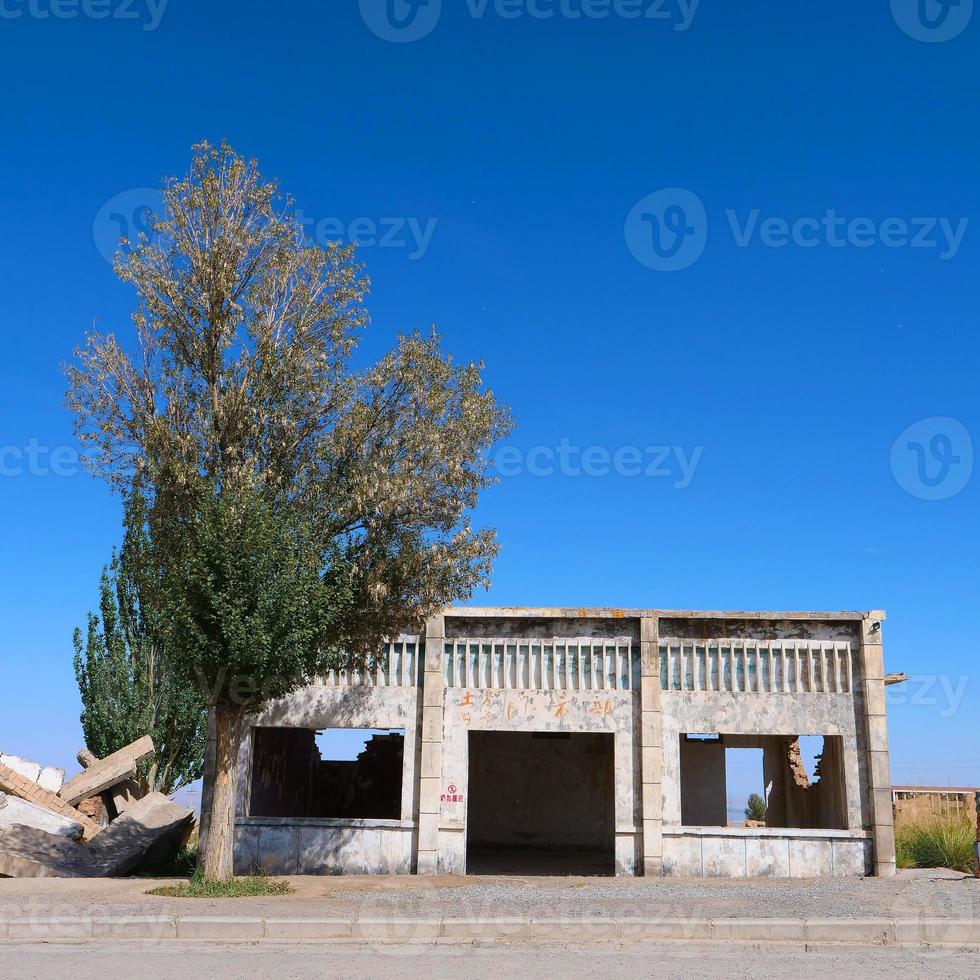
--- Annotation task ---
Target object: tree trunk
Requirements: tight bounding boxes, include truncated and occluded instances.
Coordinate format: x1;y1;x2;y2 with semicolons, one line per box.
200;702;245;880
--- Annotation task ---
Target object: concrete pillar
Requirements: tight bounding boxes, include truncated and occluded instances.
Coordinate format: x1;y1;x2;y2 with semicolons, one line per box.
639;617;664;876
417;614;446;874
859;615;895;877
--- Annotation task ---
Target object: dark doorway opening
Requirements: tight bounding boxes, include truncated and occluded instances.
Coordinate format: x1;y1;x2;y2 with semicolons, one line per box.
466;731;615;876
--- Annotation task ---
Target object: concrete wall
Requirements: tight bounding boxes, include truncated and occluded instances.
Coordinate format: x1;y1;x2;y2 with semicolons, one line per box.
661;691;866;831
235;818;415;876
679;737;727;826
235;685;419;876
662;827;872;878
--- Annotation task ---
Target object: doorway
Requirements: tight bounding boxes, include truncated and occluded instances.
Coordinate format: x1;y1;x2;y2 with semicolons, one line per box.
466;731;616;875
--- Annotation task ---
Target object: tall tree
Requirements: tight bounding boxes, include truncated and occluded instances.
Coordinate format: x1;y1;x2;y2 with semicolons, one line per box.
73;487;207;796
66;141;512;878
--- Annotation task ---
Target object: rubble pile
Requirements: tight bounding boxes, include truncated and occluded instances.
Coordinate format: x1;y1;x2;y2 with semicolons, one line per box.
0;737;194;878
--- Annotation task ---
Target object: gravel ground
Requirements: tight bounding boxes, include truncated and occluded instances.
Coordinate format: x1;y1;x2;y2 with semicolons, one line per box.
1;870;977;922
3;942;980;980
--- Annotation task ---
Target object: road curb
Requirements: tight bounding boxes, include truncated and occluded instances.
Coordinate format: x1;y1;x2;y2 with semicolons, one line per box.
0;916;977;945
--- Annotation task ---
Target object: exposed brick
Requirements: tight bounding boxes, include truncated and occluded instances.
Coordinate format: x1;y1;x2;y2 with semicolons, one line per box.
0;763;102;840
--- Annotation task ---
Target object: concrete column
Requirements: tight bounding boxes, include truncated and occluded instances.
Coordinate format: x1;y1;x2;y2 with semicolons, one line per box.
859;615;895;877
416;614;446;874
639;617;664;876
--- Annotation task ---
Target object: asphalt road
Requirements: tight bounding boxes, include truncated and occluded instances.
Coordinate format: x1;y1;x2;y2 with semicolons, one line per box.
2;942;978;979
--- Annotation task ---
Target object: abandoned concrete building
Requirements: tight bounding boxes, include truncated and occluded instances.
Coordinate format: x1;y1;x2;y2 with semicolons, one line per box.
232;608;896;879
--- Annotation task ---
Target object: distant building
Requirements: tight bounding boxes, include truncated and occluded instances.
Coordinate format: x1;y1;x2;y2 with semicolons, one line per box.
893;786;979;820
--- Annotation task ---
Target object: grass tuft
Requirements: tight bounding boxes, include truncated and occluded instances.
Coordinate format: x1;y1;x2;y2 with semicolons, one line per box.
148;867;294;898
895;812;976;875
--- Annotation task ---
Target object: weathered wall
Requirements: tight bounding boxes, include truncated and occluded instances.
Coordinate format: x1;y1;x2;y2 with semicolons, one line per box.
437;688;641;875
235;685;419;876
662;827;872;877
679;737;727;826
661;692;866;831
235;818;415;876
231;608;885;879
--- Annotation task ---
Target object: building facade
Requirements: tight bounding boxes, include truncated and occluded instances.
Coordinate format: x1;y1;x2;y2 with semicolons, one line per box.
232;608;896;878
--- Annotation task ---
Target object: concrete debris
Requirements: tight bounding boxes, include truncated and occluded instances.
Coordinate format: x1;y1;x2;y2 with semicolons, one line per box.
0;737;194;879
0;792;84;840
78;748;141;817
0;824;95;878
86;792;195;876
0;761;102;841
59;735;155;807
75;796;110;830
0;754;65;795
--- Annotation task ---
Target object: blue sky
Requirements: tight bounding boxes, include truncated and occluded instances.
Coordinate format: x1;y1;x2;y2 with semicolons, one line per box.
0;2;977;805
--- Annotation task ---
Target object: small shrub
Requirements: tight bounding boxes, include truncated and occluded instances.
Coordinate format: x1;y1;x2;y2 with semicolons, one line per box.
744;793;767;823
148;868;293;898
895;813;976;875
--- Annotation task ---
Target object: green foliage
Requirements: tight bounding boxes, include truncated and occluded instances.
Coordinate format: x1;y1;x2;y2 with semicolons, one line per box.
744;793;767;823
66;140;512;877
895;814;976;874
154;480;353;709
73;489;207;794
66;140;513;661
148;867;293;898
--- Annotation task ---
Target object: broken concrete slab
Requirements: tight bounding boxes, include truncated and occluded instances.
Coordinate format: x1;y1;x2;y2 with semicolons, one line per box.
0;793;84;840
0;754;41;784
0;793;194;879
105;779;142;818
0;825;95;878
59;736;154;808
87;793;195;876
38;767;66;794
0;762;102;841
77;748;143;816
0;754;65;795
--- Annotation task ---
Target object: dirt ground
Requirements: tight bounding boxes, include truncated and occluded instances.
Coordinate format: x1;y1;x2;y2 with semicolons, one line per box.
0;869;977;923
